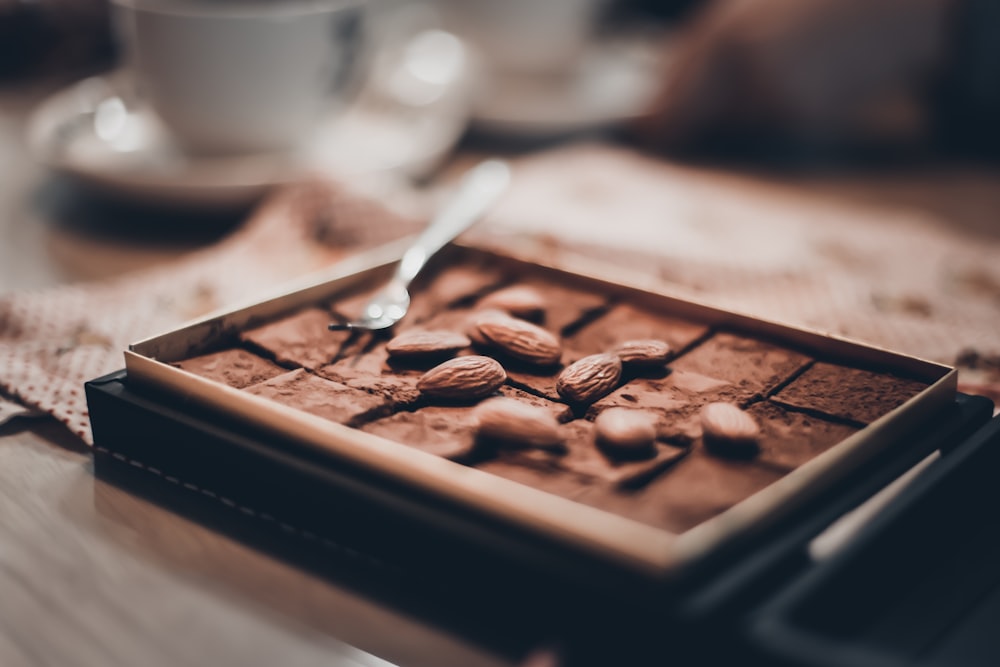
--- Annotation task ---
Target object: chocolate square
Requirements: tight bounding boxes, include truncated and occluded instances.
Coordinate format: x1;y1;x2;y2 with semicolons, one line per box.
566;303;709;355
173;348;285;389
669;332;811;398
746;400;860;471
773;362;927;424
241;307;355;370
360;406;480;461
317;342;426;408
245;369;389;426
575;451;785;534
476;452;597;503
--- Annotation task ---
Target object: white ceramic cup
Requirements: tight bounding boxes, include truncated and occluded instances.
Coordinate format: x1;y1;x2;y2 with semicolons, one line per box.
111;0;369;156
432;0;610;77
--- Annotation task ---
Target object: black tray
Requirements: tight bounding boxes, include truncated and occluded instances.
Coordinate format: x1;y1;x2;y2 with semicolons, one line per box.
85;369;995;665
749;404;1000;667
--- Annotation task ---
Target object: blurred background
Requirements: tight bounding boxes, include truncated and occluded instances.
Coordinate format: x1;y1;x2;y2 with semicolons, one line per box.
3;0;999;158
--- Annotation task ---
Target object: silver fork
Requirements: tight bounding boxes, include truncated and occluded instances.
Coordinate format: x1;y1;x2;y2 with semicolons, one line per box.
328;159;511;332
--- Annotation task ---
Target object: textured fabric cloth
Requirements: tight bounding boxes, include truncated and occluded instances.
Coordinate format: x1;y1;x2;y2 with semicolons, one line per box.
0;180;421;442
2;144;998;444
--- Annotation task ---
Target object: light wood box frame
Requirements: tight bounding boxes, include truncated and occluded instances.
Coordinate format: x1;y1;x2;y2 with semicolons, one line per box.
125;241;956;580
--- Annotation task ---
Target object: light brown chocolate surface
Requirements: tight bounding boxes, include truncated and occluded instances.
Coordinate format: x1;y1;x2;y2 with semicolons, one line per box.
746;400;860;471
241;307;356;370
574;451;787;534
317;341;426;408
668;332;812;398
590;369;740;421
567;303;708;355
490;278;611;334
360;406;480;461
172;348;285;389
245;369;390;426
773;362;927;424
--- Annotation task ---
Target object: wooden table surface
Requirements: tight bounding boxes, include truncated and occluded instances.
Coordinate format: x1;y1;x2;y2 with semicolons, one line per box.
3;76;999;667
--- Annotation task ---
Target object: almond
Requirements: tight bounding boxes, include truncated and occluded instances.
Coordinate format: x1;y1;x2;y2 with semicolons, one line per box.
386;329;470;358
417;355;506;401
700;402;760;458
556;353;622;404
474;312;562;366
466;309;508;347
613;339;671;367
594;408;657;457
473;397;564;449
478;286;547;321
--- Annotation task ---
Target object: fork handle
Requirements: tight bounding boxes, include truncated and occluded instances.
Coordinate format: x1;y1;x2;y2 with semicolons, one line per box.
394;159;511;286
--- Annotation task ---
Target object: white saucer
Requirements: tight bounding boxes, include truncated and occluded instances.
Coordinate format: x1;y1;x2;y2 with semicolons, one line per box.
27;30;472;209
469;29;667;138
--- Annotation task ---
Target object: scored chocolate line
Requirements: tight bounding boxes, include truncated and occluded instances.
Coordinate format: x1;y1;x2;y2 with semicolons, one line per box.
739;393;767;412
768;397;868;430
664;325;717;363
238;340;300;371
502;376;568;404
729;356;818;408
450;278;511;309
339;330;382;366
764;358;816;400
559;298;618;337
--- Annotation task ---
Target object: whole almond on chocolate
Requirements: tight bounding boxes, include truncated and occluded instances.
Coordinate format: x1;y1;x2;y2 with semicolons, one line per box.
473;397;564;450
556;353;622;404
474;312;562;366
386;329;470;358
700;402;760;458
478;286;547;321
418;355;506;401
594;408;657;457
466;308;507;347
613;339;671;367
